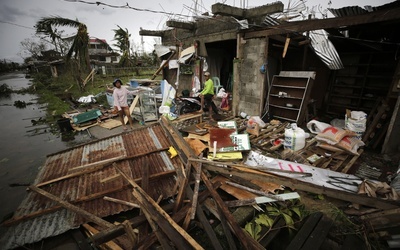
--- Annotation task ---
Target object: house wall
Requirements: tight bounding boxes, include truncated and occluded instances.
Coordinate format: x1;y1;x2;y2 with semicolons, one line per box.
234;37;267;116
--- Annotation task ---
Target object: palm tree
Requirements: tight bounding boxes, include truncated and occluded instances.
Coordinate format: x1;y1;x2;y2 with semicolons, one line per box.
35;16;90;70
113;25;132;67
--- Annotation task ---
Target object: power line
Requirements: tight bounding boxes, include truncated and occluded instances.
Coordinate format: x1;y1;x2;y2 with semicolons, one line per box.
64;0;194;18
0;20;35;30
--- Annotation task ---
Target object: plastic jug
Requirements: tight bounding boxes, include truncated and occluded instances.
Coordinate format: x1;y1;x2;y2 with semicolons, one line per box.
284;123;309;151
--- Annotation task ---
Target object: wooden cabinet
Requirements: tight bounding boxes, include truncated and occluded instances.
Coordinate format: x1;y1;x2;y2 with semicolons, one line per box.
268;72;315;125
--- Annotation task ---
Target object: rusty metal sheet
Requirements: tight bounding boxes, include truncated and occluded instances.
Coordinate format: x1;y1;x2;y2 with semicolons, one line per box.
1;123;178;249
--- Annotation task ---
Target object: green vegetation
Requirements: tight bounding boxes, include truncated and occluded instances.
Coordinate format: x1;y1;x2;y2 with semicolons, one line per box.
244;197;307;241
28;65;160;121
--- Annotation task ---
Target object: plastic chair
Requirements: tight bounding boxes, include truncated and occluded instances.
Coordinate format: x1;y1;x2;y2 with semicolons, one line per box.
212;77;222;94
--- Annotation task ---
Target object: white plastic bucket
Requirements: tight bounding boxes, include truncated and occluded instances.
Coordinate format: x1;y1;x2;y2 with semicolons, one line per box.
284;123;309;151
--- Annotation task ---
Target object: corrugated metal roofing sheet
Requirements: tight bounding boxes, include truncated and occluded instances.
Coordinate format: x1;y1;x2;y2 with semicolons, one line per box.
309;29;344;70
1;123;179;249
328;6;368;17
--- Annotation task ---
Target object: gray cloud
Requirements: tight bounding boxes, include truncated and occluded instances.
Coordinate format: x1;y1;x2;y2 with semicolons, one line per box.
0;4;26;22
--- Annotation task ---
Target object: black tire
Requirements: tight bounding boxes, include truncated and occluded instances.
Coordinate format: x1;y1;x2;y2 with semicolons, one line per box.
177;103;200;115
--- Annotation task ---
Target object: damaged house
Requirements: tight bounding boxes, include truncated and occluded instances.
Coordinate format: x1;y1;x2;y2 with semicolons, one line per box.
2;1;400;250
141;1;400;155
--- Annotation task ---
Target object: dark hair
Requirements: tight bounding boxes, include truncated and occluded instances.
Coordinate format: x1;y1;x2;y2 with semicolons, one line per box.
113;78;121;87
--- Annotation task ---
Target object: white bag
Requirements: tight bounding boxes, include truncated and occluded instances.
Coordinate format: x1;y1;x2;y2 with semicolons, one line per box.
307;120;331;134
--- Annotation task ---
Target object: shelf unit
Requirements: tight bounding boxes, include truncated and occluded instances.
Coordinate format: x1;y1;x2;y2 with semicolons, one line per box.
268;72;314;124
133;88;158;123
326;52;396;115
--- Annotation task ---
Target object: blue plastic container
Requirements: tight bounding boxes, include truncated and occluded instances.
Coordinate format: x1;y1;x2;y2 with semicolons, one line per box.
130;80;139;88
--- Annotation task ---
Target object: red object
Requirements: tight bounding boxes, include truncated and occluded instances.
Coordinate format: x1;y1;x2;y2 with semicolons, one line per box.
209;128;237;148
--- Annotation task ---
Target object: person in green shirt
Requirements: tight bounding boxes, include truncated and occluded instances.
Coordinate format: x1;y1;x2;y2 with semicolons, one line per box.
199;72;219;120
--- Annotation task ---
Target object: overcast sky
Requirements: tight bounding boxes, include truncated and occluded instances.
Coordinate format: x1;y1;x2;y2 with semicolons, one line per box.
0;0;394;63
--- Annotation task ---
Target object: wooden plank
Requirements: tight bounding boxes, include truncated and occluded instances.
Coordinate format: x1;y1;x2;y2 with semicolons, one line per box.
186;186;224;250
244;7;400;38
122;220;139;247
341;149;363;173
124;95;139;124
361;208;400;231
200;170;264;249
160;116;197;163
173;161;192;214
103;196;140;209
198;159;399;210
69;156;126;173
187;133;210;142
139;203;173;250
301;215;333;250
90;203;173;246
190;161;202;219
100;174;121;184
286;212;323;250
137;182;221;249
99;118;122;130
29;185;114;228
36;147;169;188
225;181;284;201
259;218;286;247
225;192;300;207
82;223;123;250
116;166;204;250
182;207;192;231
214;201;238;250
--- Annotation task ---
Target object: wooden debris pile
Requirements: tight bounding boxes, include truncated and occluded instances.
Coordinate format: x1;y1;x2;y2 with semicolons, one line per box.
2;115;399;249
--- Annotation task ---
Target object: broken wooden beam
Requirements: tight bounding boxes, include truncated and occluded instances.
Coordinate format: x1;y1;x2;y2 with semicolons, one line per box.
186;186;224;250
103;196;140;209
29;185;113;229
82;223;123;250
116;166;204;249
190;160;202;219
122;220;139;247
137;182;222;249
173;161;192;214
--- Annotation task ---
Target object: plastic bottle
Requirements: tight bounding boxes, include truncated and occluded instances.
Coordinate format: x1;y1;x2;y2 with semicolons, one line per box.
284;123;309;151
